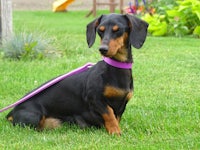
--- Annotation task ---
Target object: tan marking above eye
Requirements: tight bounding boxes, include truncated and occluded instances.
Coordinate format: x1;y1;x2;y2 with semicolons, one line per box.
112;25;119;32
99;26;105;32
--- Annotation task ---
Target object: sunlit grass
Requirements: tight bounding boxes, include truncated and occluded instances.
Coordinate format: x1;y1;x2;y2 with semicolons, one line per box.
0;11;199;149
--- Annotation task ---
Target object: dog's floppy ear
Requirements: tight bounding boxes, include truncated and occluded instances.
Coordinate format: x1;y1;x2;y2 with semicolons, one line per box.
86;15;103;48
125;14;148;49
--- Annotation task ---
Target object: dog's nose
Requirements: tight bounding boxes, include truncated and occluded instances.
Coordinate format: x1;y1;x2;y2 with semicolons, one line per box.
99;45;108;55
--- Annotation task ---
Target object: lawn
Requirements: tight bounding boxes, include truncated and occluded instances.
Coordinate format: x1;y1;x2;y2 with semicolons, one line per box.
0;11;200;149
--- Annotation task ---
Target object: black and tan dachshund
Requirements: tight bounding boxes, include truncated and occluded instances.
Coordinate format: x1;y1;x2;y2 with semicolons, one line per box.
6;14;148;135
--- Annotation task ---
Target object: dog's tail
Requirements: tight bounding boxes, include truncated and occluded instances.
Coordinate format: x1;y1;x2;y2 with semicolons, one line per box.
39;117;62;130
6;110;14;122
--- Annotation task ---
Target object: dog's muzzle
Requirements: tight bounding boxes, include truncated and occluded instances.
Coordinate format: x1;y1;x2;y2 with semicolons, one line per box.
99;45;108;55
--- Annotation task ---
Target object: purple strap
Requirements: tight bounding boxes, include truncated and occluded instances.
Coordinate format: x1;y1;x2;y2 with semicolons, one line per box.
0;58;132;113
0;63;94;113
103;57;132;69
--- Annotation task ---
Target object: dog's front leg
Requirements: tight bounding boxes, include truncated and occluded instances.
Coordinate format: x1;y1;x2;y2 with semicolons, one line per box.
102;105;121;136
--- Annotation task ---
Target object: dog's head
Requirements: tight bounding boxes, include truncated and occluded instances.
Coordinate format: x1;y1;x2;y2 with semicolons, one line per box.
86;14;148;62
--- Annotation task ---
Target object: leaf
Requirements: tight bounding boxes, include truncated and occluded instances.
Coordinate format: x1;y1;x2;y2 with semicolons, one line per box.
193;11;200;20
152;22;167;36
193;26;200;36
166;9;180;17
178;5;190;12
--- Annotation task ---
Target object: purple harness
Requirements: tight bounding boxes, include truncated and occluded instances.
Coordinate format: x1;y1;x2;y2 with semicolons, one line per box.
0;57;132;113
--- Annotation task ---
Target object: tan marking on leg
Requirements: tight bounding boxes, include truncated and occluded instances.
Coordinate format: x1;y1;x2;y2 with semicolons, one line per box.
38;116;46;130
102;106;121;136
43;118;62;129
39;116;61;130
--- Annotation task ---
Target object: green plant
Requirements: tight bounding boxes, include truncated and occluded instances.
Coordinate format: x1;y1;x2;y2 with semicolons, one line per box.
2;32;57;60
167;0;200;37
142;14;167;36
193;25;200;36
148;0;177;15
143;0;200;37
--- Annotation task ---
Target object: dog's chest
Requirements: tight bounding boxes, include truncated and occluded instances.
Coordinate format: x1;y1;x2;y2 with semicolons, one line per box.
102;67;133;101
103;85;133;101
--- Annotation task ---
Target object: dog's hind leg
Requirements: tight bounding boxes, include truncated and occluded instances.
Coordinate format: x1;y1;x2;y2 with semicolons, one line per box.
6;102;44;129
7;109;61;130
39;117;62;130
8;109;43;129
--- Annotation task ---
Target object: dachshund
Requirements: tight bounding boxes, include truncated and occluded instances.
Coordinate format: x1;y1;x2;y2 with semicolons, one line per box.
6;13;148;135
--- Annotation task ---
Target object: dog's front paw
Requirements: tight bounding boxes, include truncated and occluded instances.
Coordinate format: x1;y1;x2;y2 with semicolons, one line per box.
106;124;121;136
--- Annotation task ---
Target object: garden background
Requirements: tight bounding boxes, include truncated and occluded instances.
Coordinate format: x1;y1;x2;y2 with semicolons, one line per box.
0;0;200;149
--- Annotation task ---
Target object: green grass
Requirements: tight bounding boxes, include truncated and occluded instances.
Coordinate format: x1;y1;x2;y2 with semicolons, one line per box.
0;11;200;149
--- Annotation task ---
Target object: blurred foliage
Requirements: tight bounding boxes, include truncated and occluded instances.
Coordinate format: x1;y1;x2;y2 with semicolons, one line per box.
1;32;59;60
142;0;200;37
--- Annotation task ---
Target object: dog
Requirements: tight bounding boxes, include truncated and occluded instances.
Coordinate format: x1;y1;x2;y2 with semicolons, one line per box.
6;13;148;135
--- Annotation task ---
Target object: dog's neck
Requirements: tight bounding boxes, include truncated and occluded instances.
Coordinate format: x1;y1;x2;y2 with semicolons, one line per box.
103;41;133;69
103;57;132;69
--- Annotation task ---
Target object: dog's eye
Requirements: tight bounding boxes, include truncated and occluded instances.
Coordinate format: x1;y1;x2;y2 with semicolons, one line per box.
98;30;104;38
